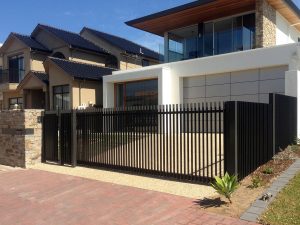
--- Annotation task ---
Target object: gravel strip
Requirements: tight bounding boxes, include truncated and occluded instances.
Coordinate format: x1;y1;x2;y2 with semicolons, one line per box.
29;163;216;199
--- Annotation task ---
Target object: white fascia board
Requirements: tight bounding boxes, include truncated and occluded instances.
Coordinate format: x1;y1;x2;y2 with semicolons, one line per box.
106;43;298;83
169;44;297;78
104;67;163;83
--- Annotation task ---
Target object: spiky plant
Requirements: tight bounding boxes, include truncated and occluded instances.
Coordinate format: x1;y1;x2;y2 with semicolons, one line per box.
210;172;239;204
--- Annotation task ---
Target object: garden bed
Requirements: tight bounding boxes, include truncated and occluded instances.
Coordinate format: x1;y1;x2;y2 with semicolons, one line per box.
194;145;300;218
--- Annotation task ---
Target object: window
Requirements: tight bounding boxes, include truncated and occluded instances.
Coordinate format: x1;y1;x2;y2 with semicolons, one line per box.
167;13;256;61
9;97;23;109
115;79;158;107
52;52;66;59
53;85;70;110
8;55;25;82
142;59;150;67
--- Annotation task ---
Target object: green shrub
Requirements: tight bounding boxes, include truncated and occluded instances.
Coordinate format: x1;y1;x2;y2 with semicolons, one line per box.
251;176;262;188
210;172;239;204
263;167;273;175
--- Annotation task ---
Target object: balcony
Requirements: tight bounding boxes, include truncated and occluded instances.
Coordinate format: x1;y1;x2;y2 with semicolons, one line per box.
160;13;256;63
0;68;25;84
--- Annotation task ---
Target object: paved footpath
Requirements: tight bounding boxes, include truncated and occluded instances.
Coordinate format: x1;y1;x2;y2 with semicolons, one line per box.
0;169;258;225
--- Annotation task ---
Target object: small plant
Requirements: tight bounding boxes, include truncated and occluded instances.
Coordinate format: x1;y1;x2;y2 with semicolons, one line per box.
263;167;273;175
251;176;262;188
210;172;239;204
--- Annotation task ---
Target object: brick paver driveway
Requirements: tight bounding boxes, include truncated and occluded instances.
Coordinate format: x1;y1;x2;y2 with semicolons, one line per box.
0;169;258;225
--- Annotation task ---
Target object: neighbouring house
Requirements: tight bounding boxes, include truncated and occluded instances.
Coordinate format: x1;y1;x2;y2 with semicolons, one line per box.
0;33;51;110
0;24;160;110
43;57;116;109
80;27;160;70
102;0;300;137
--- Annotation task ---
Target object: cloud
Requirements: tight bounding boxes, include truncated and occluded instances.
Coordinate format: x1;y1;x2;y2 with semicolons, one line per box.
63;11;73;16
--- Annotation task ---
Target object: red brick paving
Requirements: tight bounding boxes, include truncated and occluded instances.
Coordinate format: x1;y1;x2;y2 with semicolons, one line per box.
0;169;259;225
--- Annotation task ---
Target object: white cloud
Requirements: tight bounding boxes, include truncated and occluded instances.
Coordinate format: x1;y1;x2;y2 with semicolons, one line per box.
63;11;73;16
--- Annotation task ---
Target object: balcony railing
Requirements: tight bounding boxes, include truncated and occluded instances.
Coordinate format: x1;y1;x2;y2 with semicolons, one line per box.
0;68;25;84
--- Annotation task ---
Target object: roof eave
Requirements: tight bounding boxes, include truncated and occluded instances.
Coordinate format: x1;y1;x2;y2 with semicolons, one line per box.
125;0;215;27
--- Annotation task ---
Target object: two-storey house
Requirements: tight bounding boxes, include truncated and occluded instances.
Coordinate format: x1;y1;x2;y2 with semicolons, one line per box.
0;24;160;110
102;0;300;137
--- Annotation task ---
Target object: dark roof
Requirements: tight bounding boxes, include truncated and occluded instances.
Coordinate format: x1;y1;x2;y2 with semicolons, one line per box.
48;57;116;81
11;33;51;53
126;0;214;27
32;71;49;84
81;27;160;60
33;24;109;55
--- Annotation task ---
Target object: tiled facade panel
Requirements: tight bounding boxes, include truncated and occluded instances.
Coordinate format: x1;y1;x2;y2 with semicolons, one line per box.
183;66;288;104
206;84;230;98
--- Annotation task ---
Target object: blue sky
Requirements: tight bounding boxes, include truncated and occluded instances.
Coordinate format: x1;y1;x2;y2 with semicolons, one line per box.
0;0;300;52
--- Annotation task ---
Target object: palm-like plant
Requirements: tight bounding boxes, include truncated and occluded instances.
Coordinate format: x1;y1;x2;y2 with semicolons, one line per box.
210;172;239;204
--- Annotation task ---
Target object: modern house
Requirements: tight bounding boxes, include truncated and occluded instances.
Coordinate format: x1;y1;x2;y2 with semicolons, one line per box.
102;0;300;137
0;24;160;110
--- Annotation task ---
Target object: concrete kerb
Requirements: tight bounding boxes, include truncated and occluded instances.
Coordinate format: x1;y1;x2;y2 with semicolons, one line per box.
240;158;300;223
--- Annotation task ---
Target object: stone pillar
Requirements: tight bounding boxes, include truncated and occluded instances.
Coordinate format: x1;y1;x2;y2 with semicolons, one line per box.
0;110;43;168
255;0;277;48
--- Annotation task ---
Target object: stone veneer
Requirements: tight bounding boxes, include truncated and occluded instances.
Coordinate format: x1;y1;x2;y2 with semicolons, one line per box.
256;0;277;48
0;110;43;168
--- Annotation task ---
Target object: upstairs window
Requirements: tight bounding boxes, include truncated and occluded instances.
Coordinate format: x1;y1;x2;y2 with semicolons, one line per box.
167;13;256;62
8;54;25;82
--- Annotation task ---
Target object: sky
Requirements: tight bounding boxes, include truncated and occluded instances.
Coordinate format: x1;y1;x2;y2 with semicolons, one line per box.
0;0;300;52
0;0;193;52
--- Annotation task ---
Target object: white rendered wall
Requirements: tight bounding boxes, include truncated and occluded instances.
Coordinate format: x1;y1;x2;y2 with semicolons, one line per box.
276;12;300;45
103;43;300;137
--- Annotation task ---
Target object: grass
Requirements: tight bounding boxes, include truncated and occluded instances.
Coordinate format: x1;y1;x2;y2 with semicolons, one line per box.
261;172;300;225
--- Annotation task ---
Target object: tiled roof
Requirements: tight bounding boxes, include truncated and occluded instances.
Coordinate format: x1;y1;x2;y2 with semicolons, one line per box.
32;71;49;84
81;27;160;60
35;24;109;55
12;33;51;52
48;57;116;81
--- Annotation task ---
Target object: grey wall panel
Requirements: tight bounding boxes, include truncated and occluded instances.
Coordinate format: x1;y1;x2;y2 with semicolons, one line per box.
183;66;288;104
260;79;285;93
183;86;205;99
206;84;230;97
183;76;205;88
231;69;259;83
231;81;259;95
231;94;259;102
260;66;287;80
206;72;230;85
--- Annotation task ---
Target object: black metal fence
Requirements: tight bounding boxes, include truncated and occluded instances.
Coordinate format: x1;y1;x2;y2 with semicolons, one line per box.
42;93;297;183
224;94;297;180
43;103;225;183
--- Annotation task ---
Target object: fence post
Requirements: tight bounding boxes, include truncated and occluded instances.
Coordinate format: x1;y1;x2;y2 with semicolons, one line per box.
71;109;77;167
224;101;238;176
41;111;46;163
57;109;63;165
272;93;276;156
